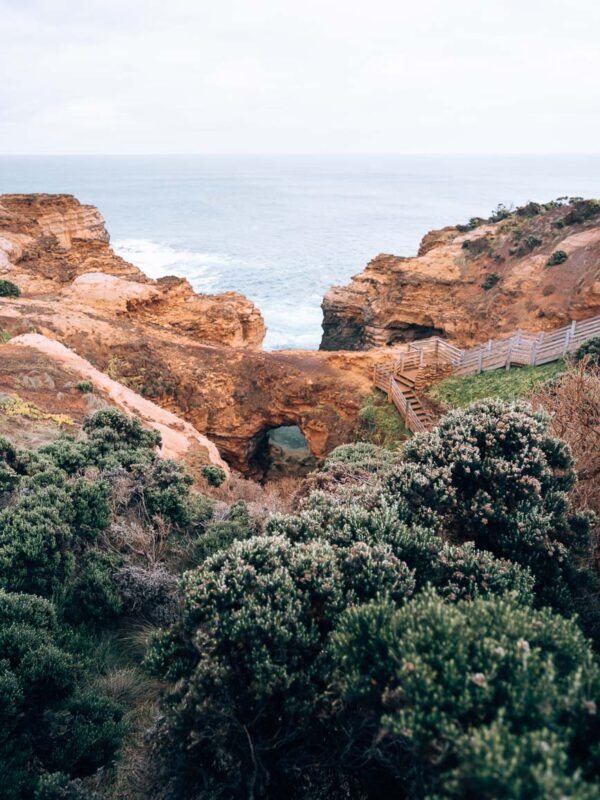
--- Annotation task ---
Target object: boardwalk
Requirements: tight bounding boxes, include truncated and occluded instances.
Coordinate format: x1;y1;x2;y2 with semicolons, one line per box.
374;314;600;433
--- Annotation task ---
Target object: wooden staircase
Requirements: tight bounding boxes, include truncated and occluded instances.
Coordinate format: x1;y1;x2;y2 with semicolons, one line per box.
394;372;436;431
373;312;600;435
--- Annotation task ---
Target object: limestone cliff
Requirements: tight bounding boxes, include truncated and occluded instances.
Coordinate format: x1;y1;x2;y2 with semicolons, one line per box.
321;200;600;350
0;194;377;475
0;194;266;349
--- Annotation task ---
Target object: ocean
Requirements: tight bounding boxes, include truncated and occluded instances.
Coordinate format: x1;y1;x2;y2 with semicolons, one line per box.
1;155;599;350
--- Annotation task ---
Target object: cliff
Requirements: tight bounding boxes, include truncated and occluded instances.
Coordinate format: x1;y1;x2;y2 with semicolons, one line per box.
0;194;266;349
0;194;377;475
321;199;600;350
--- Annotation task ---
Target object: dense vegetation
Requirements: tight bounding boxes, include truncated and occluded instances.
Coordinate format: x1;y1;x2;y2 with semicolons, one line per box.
1;395;599;799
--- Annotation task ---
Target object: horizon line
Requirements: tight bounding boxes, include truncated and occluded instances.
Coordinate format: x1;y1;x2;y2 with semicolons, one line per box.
2;151;600;158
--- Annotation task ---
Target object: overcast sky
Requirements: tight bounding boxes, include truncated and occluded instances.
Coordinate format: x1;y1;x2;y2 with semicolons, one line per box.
1;0;599;155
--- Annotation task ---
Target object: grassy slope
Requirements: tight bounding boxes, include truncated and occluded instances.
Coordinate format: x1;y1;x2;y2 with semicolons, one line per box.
427;360;566;408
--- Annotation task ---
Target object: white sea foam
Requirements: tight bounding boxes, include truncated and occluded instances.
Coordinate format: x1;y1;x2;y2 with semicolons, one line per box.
114;239;225;291
114;238;325;350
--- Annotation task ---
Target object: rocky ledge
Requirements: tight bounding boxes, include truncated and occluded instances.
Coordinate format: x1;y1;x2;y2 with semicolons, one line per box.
0;194;386;475
321;199;600;350
0;194;266;350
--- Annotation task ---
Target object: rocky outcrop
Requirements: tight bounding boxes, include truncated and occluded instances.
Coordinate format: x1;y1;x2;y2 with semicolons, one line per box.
0;334;227;478
0;194;266;349
321;201;600;350
0;194;379;475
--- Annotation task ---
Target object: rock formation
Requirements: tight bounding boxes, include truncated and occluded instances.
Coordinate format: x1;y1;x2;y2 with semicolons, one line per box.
321;200;600;350
0;194;266;349
0;194;378;474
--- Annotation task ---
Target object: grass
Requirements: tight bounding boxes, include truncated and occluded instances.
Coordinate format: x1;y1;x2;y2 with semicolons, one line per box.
0;393;75;426
427;360;566;409
356;390;408;449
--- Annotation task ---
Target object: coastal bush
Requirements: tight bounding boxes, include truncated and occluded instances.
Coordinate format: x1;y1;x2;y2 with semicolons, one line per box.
481;272;500;290
489;203;513;222
387;400;594;610
562;198;600;226
75;380;93;393
331;591;600;798
0;279;21;297
145;534;415;799
0;590;126;798
201;463;226;487
515;234;543;256
574;336;600;368
547;249;568;267
268;491;534;604
61;549;123;627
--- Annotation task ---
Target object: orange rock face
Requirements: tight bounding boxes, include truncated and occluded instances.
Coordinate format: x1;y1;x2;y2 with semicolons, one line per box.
0;194;373;474
0;194;266;350
321;203;600;350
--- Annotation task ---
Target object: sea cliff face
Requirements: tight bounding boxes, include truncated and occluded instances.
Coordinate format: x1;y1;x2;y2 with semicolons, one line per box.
0;194;377;474
0;193;266;350
321;201;600;350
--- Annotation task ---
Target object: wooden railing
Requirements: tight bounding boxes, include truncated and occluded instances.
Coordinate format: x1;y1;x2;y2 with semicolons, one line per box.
373;366;429;433
373;313;600;433
389;314;600;377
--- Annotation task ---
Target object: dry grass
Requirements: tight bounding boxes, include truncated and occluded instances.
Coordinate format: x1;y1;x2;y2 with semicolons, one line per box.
531;360;600;517
210;473;302;518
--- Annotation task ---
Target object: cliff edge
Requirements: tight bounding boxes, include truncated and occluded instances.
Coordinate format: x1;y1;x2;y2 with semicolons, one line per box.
321;199;600;350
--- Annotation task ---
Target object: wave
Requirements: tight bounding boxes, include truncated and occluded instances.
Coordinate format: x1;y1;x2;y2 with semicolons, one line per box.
113;238;323;350
114;238;229;291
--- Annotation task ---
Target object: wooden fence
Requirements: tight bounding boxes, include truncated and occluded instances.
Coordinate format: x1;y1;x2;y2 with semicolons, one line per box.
389;314;600;378
373;313;600;433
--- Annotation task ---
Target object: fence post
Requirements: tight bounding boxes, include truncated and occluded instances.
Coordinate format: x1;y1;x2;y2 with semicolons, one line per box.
506;342;512;370
563;321;576;356
478;349;484;373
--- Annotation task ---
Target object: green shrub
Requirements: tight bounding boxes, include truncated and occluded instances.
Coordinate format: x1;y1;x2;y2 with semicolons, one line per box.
61;550;122;627
82;408;161;469
386;400;594;611
562;199;600;226
145;534;415;799
574;336;600;368
75;381;93;394
191;501;257;563
546;249;568;267
481;272;500;290
268;490;534;605
332;591;600;798
0;590;126;797
201;463;226;487
0;279;21;298
516;235;543;256
489;203;513;222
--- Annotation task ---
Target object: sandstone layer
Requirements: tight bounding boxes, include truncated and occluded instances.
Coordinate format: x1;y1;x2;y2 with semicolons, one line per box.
0;194;266;349
321;201;600;350
0;194;379;474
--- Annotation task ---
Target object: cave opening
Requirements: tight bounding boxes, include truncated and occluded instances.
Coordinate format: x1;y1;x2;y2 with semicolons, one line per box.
251;424;317;481
386;323;446;344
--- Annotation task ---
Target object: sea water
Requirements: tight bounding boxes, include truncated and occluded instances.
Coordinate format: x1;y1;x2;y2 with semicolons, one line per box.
1;154;598;349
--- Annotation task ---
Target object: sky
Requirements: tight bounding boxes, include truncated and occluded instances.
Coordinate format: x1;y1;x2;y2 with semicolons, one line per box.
1;0;599;155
